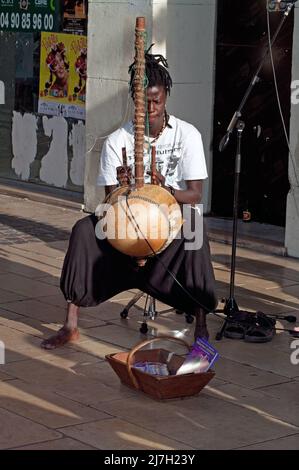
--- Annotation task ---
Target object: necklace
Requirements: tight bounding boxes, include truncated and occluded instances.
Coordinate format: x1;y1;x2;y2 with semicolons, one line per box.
144;113;167;149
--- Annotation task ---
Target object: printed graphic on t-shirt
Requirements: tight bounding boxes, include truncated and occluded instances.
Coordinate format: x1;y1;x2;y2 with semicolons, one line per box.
123;141;183;186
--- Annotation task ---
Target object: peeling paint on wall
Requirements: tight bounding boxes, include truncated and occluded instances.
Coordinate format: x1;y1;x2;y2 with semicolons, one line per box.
40;116;68;187
69;121;86;186
11;111;37;180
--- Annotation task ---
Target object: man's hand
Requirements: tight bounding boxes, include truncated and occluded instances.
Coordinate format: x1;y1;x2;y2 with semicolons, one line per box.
147;169;165;186
116;166;132;186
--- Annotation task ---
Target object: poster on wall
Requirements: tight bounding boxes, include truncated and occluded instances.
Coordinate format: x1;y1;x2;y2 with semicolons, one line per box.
38;32;87;120
62;0;87;33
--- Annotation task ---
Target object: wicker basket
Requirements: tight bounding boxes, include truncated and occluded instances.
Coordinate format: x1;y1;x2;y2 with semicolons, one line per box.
105;336;215;400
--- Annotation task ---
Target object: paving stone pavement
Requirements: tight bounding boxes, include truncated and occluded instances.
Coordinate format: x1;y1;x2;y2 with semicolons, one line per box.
0;193;299;450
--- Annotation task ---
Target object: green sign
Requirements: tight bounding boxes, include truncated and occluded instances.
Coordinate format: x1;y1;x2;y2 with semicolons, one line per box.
0;0;60;32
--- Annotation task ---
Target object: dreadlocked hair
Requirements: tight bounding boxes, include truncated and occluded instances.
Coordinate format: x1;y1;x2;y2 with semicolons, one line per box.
128;44;173;98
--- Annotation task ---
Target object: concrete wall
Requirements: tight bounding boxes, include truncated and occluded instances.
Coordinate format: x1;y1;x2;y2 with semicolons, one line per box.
84;0;217;212
84;0;152;210
152;0;217;211
285;6;299;258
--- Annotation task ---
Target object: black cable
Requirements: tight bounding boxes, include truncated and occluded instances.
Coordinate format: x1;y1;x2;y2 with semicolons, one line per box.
266;5;299;218
276;327;299;337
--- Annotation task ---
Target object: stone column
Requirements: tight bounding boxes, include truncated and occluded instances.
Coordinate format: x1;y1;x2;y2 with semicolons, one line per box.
285;6;299;258
84;0;152;211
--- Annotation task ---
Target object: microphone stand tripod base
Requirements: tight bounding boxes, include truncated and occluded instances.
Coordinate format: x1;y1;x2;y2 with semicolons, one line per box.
215;298;242;341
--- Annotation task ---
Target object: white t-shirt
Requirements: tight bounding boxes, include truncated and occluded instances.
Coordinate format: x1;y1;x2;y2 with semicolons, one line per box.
97;115;208;189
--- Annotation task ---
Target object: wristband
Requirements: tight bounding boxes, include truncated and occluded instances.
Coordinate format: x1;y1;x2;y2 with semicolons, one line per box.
167;185;176;196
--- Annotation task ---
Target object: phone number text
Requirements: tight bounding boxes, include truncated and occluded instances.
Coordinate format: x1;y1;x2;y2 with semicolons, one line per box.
0;12;54;31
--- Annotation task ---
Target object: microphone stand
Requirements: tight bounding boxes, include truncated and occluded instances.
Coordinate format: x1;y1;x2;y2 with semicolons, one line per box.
215;3;296;340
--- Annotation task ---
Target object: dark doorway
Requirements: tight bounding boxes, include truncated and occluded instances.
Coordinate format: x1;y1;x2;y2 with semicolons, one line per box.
212;0;294;226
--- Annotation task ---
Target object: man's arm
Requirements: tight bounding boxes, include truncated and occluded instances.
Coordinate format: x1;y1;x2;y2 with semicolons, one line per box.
170;180;203;205
150;169;203;204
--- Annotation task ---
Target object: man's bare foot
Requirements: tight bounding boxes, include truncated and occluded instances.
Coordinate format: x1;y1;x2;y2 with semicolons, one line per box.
194;324;209;340
41;327;79;350
194;310;209;340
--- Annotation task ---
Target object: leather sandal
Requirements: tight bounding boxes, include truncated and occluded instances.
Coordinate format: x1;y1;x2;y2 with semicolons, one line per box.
223;311;256;339
223;322;247;339
244;312;276;343
244;324;276;343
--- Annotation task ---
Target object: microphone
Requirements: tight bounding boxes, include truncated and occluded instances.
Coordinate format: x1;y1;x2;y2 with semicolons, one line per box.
219;133;230;153
218;111;241;152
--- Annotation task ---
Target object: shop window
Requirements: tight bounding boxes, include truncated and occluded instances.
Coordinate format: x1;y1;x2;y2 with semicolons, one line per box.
14;32;40;114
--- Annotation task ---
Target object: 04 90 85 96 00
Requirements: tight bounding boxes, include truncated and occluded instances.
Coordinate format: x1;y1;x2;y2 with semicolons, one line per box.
0;11;54;31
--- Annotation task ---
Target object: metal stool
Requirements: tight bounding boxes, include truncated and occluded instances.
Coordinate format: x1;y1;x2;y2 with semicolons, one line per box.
119;291;194;334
